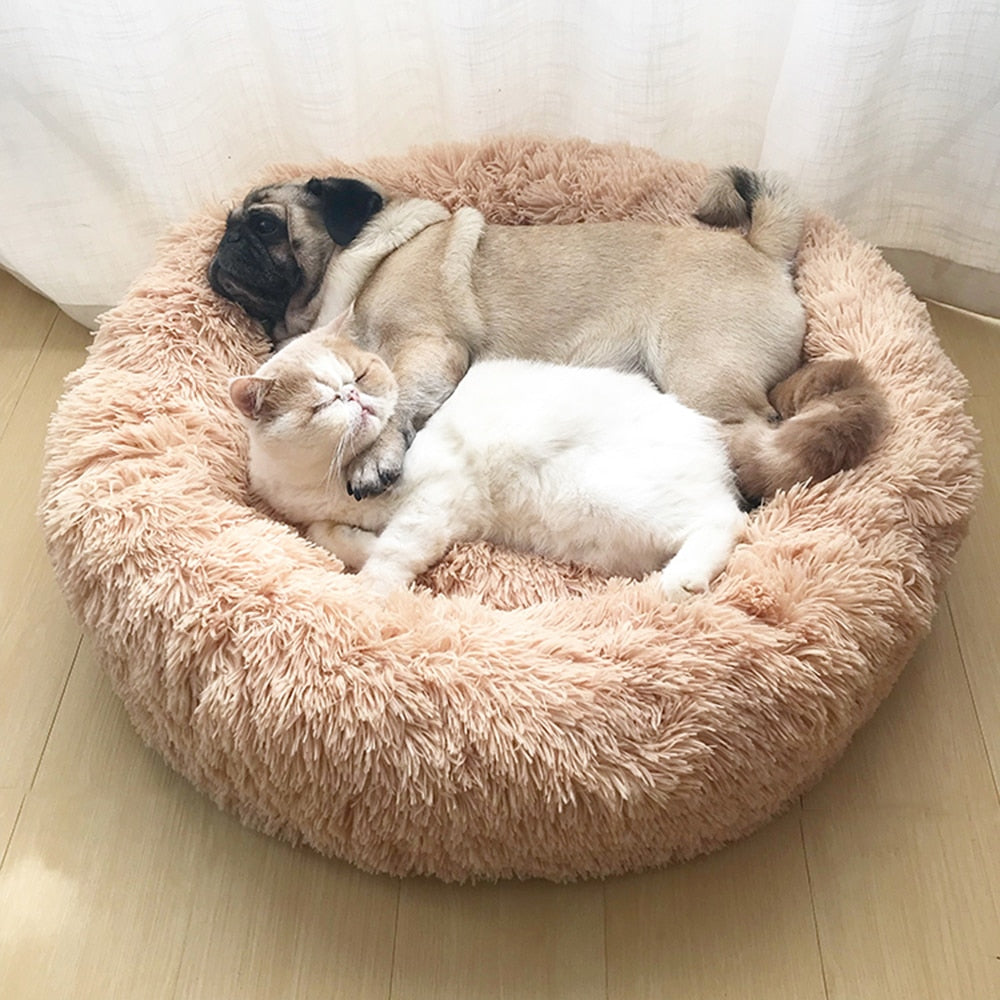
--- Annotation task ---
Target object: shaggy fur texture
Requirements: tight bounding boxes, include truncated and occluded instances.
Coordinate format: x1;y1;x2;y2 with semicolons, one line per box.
729;358;889;499
39;137;981;882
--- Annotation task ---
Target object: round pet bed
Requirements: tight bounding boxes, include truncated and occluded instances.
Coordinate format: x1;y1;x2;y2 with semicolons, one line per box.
39;137;981;881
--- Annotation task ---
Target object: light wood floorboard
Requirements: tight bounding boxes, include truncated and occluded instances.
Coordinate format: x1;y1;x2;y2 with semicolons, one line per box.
800;606;997;816
944;393;1000;788
926;300;1000;399
31;640;185;795
803;808;1000;1000
0;277;59;438
0;791;23;861
605;808;828;1000
1;269;997;998
172;824;399;1000
393;878;606;1000
0;305;87;790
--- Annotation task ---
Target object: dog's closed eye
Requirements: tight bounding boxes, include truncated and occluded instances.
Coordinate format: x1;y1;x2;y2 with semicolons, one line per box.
249;213;283;239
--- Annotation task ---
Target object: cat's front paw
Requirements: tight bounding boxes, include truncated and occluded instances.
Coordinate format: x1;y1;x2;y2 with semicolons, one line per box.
356;560;413;599
305;522;377;571
657;567;710;602
345;430;407;499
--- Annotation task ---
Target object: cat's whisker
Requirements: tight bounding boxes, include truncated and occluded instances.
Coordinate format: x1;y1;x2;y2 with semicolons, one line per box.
325;424;356;493
324;456;339;494
325;442;346;492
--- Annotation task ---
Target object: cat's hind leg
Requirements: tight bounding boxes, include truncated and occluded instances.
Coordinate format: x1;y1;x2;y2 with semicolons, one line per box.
305;522;378;572
657;510;744;600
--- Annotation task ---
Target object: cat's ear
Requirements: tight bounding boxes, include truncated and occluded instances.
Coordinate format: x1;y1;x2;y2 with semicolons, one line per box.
333;301;355;333
314;303;355;340
229;376;275;419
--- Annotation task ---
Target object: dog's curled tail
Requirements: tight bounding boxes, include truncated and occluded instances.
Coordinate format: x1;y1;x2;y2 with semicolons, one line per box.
695;166;804;265
728;359;890;500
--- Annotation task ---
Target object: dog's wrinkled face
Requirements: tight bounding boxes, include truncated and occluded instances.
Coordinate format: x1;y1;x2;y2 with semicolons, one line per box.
208;178;384;333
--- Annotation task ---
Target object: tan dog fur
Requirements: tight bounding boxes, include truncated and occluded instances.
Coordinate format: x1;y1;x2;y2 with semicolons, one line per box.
211;168;884;498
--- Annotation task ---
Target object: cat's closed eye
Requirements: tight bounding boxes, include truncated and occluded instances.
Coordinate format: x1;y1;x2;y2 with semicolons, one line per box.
310;384;340;414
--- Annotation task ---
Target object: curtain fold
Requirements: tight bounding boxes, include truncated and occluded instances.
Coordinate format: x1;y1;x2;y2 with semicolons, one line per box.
2;0;998;326
759;1;1000;283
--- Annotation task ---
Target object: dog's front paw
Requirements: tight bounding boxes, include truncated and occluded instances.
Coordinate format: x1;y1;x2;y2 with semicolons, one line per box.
346;431;407;499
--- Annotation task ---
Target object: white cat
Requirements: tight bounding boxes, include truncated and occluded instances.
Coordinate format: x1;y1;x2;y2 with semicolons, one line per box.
230;318;746;598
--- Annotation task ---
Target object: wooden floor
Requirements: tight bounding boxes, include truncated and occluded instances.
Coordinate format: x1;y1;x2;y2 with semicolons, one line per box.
1;265;998;999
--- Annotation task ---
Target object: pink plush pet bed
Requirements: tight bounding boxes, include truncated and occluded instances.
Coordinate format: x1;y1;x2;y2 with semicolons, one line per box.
40;137;980;881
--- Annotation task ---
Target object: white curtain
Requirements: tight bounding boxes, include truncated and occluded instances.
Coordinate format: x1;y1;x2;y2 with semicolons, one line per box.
2;0;998;326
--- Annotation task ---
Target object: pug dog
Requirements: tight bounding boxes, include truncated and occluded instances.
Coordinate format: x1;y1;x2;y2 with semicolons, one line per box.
210;168;886;499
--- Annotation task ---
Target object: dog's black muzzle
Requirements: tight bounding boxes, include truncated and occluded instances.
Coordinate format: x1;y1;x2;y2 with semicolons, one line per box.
208;225;299;325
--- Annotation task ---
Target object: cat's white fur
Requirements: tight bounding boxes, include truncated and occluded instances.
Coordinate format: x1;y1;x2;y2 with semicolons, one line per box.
232;321;746;599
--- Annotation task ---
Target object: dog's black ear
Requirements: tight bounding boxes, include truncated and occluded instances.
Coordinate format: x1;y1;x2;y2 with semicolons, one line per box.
305;177;384;246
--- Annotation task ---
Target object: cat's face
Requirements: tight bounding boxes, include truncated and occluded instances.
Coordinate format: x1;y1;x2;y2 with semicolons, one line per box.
229;329;397;464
